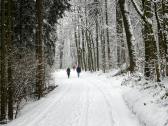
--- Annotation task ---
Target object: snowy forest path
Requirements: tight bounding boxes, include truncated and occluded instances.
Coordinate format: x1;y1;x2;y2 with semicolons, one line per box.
6;70;141;126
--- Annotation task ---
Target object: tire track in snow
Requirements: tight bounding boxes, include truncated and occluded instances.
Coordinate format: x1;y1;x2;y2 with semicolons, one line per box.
76;83;90;126
26;84;73;126
89;77;141;126
88;79;116;126
47;81;90;126
91;78;126;126
61;83;89;126
7;83;72;126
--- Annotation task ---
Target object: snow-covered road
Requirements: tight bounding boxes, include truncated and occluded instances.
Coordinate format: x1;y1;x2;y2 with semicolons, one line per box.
6;70;140;126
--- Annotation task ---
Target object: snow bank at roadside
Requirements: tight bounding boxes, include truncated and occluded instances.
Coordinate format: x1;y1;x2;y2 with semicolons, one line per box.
122;76;168;126
84;70;168;126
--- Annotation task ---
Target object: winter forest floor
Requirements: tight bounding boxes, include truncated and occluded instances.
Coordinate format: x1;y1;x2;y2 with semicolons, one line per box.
4;70;141;126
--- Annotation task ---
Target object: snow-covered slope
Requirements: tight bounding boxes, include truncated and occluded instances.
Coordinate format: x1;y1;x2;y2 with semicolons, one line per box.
5;70;140;126
122;76;168;126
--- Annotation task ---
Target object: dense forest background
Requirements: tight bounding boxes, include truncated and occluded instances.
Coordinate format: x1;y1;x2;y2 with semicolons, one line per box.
0;0;70;123
0;0;168;124
56;0;168;79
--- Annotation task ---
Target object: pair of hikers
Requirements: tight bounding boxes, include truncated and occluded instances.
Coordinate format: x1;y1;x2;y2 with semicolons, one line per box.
66;66;81;78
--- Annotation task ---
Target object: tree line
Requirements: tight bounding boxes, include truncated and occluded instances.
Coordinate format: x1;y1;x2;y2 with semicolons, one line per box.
0;0;70;123
59;0;167;81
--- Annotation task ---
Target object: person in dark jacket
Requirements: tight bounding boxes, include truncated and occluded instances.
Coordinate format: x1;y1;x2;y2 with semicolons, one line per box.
76;66;81;78
66;67;71;78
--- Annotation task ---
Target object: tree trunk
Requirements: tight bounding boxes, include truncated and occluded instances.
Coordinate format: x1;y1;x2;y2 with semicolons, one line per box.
161;0;168;76
91;35;96;71
86;30;91;71
7;0;13;120
100;17;106;73
89;33;94;71
105;0;111;68
81;29;86;71
35;0;44;99
0;0;7;122
19;0;23;59
143;0;160;81
74;28;80;66
119;0;136;73
116;0;125;67
95;19;99;71
59;41;64;69
130;0;160;81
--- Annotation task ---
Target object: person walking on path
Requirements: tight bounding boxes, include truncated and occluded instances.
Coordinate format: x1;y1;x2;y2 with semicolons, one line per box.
76;66;81;78
66;67;71;78
72;64;76;70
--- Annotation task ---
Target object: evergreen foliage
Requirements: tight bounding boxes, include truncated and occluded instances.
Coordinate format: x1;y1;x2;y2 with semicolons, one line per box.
0;0;71;122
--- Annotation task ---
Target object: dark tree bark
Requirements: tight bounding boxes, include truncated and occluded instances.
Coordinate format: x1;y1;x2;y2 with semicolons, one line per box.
35;0;44;99
116;0;125;67
100;17;106;73
95;19;99;71
19;0;23;59
81;28;87;71
74;28;81;66
130;0;160;81
86;30;91;71
88;33;94;71
161;0;168;76
0;0;7;122
7;0;14;120
119;0;136;73
142;0;160;81
105;0;111;68
93;0;100;71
